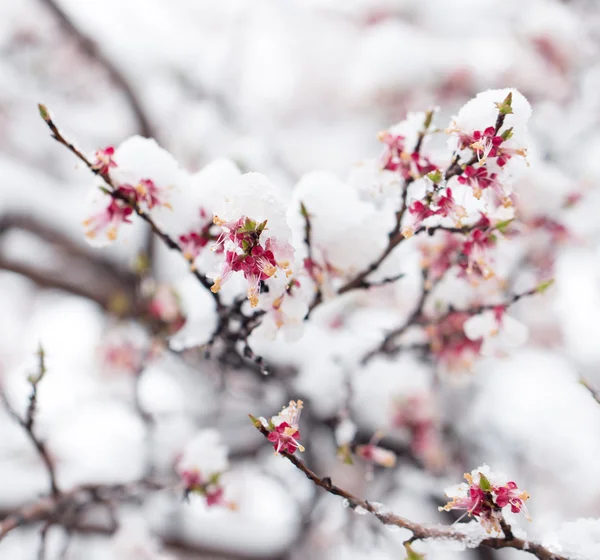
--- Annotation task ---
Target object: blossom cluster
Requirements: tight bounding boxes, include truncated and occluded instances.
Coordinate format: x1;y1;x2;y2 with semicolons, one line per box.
440;464;531;533
251;400;305;455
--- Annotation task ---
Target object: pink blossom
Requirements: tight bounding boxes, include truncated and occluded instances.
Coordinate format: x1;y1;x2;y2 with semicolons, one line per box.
211;217;292;307
263;400;305;455
267;422;304;454
91;146;117;176
355;443;396;468
83;198;133;242
457;166;503;201
427;312;483;373
495;481;531;517
440;466;531;533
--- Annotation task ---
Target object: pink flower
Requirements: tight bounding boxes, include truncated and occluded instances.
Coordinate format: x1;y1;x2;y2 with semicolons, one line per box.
379;131;437;179
267;422;304;454
440;465;531;533
427;312;483;373
262;400;305;455
83;198;133;242
91;146;117;176
211;217;292;307
461;228;496;279
495;481;531;517
402;199;436;238
355;444;396;468
457;166;503;200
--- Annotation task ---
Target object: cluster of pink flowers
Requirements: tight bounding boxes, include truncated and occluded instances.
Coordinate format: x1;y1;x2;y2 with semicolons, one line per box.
403;187;466;238
440;465;530;533
178;208;223;263
211;216;291;307
84;147;171;242
379;131;437;181
426;311;483;373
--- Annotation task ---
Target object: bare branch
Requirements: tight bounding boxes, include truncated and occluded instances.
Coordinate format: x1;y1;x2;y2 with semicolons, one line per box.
1;347;59;496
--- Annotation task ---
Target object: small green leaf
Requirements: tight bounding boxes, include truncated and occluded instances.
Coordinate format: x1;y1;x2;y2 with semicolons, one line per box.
535;279;555;294
248;414;263;429
404;543;426;559
423;109;434;130
495;92;514;115
479;473;492;491
501;127;514;141
495;218;514;233
300;202;309;219
427;170;442;184
38;103;50;121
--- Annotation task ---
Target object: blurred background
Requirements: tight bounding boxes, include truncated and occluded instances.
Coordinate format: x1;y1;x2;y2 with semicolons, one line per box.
2;0;600;559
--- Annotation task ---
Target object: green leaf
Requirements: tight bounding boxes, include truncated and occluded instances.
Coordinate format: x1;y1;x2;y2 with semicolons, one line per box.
404;543;426;559
248;414;263;429
38;103;50;121
495;92;514;115
423;109;434;130
478;473;492;491
257;219;268;233
535;279;555;294
300;202;309;219
501;127;514;141
427;170;442;184
495;218;514;233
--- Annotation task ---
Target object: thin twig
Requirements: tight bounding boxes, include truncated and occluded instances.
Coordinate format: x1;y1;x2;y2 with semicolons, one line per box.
1;347;59;496
37;105;223;311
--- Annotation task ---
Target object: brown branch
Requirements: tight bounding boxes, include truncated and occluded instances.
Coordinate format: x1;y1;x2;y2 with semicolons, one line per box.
251;423;567;560
0;347;59;496
0;479;165;541
37;105;223;311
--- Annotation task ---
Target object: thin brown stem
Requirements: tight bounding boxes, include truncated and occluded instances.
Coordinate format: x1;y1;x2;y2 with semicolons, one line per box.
1;347;59;496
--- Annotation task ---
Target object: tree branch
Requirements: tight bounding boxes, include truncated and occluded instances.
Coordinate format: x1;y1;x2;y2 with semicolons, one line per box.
0;347;59;496
251;423;566;560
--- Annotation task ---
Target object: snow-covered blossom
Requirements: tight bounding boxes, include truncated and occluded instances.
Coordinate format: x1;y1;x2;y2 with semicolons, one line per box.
209;172;294;307
176;430;232;508
463;306;528;356
211;217;293;307
379;112;437;181
448;89;531;209
440;464;530;533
